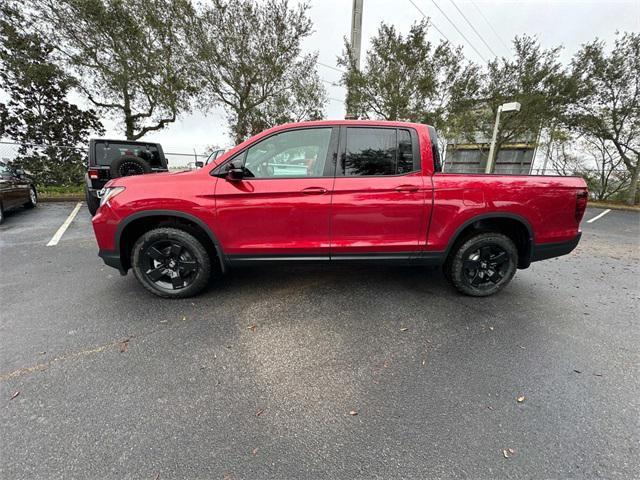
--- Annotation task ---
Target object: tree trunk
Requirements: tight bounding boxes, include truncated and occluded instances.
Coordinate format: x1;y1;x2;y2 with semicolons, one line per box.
626;166;639;205
123;89;135;140
234;110;249;146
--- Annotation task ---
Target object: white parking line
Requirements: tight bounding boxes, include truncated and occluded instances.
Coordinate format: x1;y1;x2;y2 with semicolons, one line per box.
46;202;83;246
586;209;611;224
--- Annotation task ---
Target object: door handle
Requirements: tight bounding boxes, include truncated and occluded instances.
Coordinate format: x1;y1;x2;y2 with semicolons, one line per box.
394;185;419;193
301;186;327;195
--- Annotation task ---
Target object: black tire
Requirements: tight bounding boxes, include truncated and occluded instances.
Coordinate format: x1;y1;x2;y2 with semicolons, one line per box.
131;227;211;298
110;155;152;178
24;186;37;208
446;232;518;297
0;202;4;224
85;185;100;216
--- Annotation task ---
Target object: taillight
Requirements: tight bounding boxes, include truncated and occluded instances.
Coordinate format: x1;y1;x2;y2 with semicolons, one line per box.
88;168;100;180
575;190;588;223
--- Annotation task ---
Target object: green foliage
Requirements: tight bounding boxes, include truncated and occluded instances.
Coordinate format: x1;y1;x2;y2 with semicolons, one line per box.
0;2;103;186
474;36;570;150
33;0;197;140
568;32;640;204
338;20;482;145
190;0;326;144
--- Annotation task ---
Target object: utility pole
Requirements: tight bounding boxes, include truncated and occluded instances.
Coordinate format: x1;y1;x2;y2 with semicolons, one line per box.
350;0;363;70
346;0;363;119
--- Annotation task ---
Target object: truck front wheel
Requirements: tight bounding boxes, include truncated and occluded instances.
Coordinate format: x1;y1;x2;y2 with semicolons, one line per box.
131;227;212;298
447;232;518;297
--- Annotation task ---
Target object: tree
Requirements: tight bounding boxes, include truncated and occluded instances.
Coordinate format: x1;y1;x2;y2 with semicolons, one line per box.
581;136;630;201
338;20;482;144
475;36;571;165
190;0;326;145
568;32;640;205
0;3;103;186
32;0;196;140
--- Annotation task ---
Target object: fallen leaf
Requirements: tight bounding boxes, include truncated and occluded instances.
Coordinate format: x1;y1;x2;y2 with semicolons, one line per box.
252;448;259;456
182;316;186;321
400;327;409;332
519;345;526;349
593;373;603;377
247;324;257;332
119;339;129;353
516;395;525;403
573;369;582;374
10;391;20;400
255;408;265;417
422;360;426;366
153;474;160;480
349;410;358;416
502;448;515;458
489;326;494;331
223;473;233;480
38;351;46;355
487;405;494;410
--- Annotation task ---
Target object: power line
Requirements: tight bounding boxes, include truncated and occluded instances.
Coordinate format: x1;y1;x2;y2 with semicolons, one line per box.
407;0;455;45
448;0;498;58
424;0;488;62
469;0;510;54
317;61;345;74
321;78;341;87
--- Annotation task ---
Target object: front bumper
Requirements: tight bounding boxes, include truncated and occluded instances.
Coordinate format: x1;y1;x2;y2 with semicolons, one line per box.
530;232;582;263
99;250;127;275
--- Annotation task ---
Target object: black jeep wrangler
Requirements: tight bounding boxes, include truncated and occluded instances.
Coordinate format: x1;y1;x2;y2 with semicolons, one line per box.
85;139;168;215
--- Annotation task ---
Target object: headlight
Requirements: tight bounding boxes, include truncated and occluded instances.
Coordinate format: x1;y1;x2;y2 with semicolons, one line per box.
98;186;125;206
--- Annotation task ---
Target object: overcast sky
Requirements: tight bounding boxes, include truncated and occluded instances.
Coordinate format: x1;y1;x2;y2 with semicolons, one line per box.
95;0;640;158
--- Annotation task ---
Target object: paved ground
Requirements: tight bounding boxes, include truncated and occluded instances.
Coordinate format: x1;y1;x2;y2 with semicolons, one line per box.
1;203;638;479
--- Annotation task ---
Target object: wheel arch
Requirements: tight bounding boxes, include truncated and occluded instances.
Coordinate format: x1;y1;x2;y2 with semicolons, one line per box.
444;213;534;269
116;210;226;273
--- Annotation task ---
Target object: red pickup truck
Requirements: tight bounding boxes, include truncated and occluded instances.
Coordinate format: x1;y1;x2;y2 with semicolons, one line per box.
92;120;588;298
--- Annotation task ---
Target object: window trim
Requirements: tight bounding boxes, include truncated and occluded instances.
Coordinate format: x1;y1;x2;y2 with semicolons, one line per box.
211;126;339;180
336;125;421;178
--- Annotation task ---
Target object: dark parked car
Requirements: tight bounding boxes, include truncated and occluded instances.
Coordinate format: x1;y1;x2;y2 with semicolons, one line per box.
85;139;168;215
0;161;37;224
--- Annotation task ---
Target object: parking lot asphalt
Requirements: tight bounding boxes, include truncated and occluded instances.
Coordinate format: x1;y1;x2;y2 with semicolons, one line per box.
1;203;639;479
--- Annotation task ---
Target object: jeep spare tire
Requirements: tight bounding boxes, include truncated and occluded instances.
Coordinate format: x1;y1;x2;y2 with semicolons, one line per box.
110;155;152;178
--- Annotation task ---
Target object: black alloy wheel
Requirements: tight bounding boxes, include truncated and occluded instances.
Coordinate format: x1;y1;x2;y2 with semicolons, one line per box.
142;240;198;290
448;232;518;297
462;245;510;287
131;227;211;298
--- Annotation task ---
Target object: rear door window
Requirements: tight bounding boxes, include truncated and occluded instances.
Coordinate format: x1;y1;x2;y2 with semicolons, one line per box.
342;127;419;176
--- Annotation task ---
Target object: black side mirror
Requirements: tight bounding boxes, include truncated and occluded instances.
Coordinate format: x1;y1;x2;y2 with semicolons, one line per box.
15;168;24;177
194;161;204;168
226;165;244;181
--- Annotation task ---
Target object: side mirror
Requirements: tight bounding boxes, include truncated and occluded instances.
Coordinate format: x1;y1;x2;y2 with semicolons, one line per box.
226;165;244;181
15;168;25;177
194;161;204;168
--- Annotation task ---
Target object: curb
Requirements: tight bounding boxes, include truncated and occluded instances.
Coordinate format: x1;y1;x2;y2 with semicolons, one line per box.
589;202;640;213
39;196;84;203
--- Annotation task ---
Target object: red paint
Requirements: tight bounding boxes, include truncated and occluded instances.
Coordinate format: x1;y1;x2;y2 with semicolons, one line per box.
92;120;587;264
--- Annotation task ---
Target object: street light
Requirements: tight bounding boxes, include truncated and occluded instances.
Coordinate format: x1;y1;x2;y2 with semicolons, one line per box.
484;101;521;174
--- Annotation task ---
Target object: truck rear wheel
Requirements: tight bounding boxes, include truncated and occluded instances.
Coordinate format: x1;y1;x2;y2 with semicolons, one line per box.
131;227;211;298
447;232;517;297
